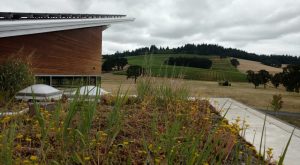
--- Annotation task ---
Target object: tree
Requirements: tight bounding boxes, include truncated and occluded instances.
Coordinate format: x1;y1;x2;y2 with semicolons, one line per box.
281;65;300;92
271;73;282;88
258;70;271;88
149;45;158;54
126;65;144;83
102;59;115;72
271;94;283;115
252;74;261;88
115;58;128;70
246;70;255;83
230;58;240;68
102;57;128;71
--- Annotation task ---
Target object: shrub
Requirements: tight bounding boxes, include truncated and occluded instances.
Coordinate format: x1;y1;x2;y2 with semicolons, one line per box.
271;94;283;115
165;57;212;69
0;58;34;101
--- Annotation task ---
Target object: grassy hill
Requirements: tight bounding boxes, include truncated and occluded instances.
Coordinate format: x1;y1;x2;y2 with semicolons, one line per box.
120;54;247;82
237;58;283;74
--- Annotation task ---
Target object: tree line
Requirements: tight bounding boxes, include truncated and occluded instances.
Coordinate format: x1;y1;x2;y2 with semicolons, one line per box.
246;65;300;93
102;56;128;72
165;57;212;69
112;44;300;68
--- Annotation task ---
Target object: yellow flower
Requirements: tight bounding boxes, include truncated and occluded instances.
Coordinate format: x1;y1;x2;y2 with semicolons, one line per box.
148;144;153;150
30;155;38;161
23;160;30;164
123;141;129;145
155;158;160;163
84;156;90;161
36;134;41;138
25;137;32;142
1;116;11;123
138;150;147;154
267;147;273;156
16;134;23;139
16;144;22;150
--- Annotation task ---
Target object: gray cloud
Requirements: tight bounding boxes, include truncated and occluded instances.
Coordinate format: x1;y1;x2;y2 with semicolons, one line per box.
1;0;300;56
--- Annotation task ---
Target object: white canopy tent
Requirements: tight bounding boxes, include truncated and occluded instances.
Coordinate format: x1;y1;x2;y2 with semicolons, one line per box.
15;84;63;101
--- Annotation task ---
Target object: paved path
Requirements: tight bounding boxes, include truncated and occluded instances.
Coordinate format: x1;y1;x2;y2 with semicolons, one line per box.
209;98;300;165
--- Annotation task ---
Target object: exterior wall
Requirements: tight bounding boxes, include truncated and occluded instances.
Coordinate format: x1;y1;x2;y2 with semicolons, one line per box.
0;26;103;76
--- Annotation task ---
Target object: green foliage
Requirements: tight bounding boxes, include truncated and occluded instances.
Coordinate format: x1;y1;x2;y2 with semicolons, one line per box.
0;123;16;165
258;70;271;88
0;58;34;101
126;65;144;83
246;70;261;88
246;70;271;88
271;94;283;114
230;58;240;68
165;56;212;69
246;70;255;83
102;57;128;72
136;77;154;101
281;65;300;92
271;73;282;88
278;128;295;165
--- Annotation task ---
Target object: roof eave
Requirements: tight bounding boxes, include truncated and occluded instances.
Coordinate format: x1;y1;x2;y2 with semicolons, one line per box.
0;17;134;38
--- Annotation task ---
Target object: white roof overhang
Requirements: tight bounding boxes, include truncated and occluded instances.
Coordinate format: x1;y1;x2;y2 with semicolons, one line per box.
0;17;134;38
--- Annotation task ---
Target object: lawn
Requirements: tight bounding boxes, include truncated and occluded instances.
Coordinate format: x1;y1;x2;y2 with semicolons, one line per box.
120;54;247;82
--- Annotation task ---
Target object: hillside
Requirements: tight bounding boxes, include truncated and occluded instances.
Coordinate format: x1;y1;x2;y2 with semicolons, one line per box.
122;54;247;82
237;58;283;74
112;44;300;67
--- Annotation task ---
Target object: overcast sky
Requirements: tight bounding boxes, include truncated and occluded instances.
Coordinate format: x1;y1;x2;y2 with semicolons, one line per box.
1;0;300;56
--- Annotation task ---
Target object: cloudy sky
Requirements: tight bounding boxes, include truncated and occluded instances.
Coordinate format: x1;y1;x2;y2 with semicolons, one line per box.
1;0;300;56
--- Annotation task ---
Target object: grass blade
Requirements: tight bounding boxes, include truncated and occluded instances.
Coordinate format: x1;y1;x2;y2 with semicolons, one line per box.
278;128;295;165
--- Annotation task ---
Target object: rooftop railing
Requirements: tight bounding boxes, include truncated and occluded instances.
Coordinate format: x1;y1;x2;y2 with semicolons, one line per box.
0;12;126;20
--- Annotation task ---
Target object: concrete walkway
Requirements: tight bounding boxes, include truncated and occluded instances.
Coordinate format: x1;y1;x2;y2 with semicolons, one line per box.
209;98;300;165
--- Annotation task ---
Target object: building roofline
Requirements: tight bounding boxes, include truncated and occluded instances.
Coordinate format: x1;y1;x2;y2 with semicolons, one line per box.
0;12;134;38
0;12;126;20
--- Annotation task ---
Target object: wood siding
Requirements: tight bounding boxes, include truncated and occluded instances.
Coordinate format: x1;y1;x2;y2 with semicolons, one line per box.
0;27;103;75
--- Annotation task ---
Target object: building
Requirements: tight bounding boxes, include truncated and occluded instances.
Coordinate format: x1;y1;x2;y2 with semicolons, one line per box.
0;12;133;86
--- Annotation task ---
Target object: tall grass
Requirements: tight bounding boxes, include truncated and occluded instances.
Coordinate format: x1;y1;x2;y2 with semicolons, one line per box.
0;122;16;165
